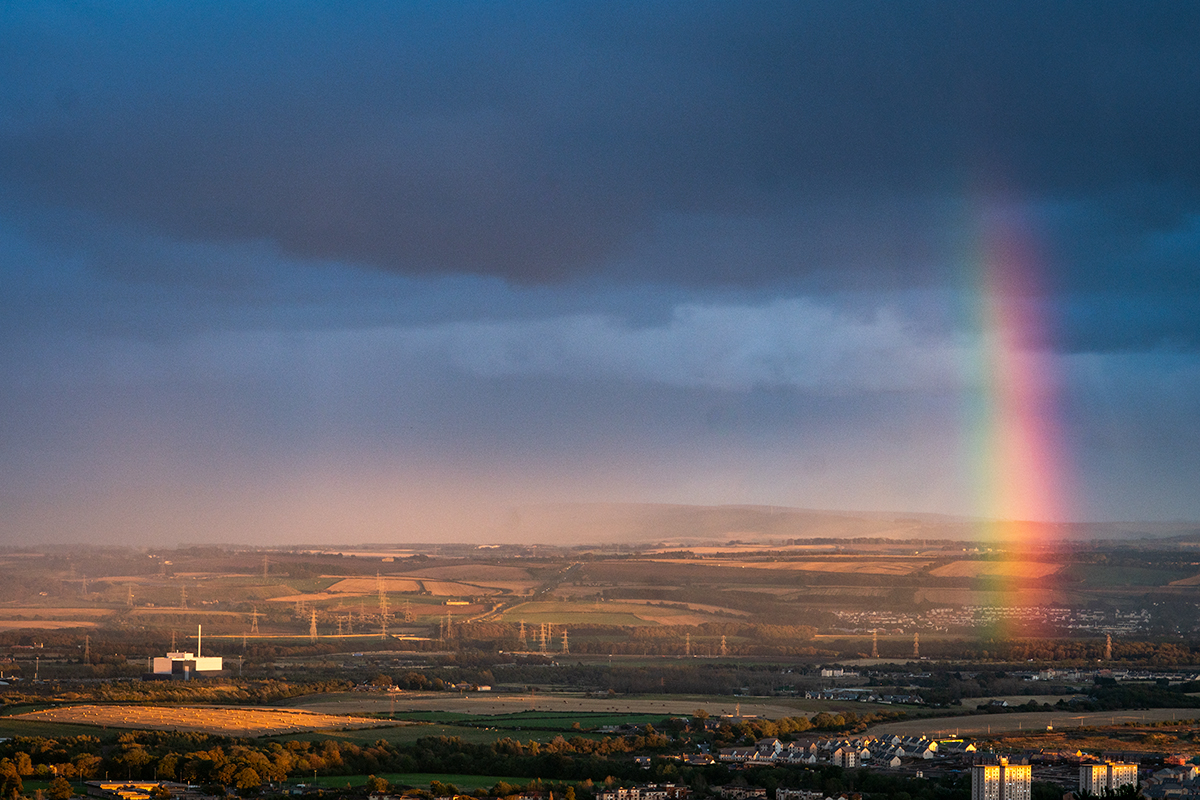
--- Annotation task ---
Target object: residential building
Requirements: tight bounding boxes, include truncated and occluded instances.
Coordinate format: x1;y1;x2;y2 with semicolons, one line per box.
1080;762;1138;794
970;758;1031;800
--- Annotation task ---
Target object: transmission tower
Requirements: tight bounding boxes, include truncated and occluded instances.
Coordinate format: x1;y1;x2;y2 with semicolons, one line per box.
685;633;691;657
403;599;414;622
720;635;727;657
83;635;90;664
518;621;527;648
561;629;569;655
539;623;548;653
171;630;177;650
380;595;389;639
250;606;259;634
445;612;452;641
180;586;187;609
913;632;920;658
871;630;878;659
309;609;318;642
346;613;353;635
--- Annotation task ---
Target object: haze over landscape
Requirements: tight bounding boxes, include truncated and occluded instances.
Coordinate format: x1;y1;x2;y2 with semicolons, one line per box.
3;2;1200;545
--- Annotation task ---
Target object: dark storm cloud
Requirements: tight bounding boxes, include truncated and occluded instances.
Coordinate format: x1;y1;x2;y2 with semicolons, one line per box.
2;0;1197;298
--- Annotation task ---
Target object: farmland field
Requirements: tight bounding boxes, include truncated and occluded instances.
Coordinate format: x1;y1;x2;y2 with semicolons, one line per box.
0;620;101;629
313;578;423;595
868;708;1200;737
1063;564;1193;587
286;690;829;719
498;600;716;626
681;560;929;575
321;578;496;596
15;704;395;737
401;565;535;582
927;561;1064;579
0;607;112;617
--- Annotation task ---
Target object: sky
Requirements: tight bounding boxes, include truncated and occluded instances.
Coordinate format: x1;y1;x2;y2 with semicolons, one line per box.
2;1;1199;545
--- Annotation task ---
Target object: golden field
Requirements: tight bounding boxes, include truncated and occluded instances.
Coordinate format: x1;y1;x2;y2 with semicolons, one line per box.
16;704;391;737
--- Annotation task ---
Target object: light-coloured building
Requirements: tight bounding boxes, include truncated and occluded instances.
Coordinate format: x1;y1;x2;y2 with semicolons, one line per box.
144;625;223;680
970;758;1031;800
1080;762;1138;794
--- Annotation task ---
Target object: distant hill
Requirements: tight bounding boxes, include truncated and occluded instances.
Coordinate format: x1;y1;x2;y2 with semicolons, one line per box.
482;502;1200;547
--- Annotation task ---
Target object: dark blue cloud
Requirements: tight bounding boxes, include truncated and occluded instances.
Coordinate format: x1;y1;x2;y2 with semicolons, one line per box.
2;2;1197;297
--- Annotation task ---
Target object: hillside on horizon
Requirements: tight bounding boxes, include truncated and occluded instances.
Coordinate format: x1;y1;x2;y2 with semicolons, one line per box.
486;502;1200;548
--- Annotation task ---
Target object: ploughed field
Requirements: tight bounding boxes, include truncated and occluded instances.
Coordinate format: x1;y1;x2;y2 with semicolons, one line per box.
15;704;395;737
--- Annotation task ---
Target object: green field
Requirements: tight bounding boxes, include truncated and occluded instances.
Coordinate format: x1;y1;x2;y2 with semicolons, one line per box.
0;718;119;740
271;723;581;746
1061;564;1191;587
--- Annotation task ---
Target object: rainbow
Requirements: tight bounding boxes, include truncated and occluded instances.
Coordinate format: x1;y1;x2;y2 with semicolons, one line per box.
962;200;1070;633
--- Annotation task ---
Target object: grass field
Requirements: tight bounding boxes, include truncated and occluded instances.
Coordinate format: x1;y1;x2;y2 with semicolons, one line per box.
0;717;118;740
274;723;539;746
15;704;395;737
310;773;534;790
1063;564;1192;587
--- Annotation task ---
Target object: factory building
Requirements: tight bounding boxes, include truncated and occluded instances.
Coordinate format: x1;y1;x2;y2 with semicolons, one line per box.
143;625;223;680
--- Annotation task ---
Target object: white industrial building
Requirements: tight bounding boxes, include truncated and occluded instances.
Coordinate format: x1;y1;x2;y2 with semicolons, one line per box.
144;625;223;680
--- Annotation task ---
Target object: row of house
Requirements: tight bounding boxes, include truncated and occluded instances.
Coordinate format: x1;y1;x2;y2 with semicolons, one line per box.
1140;766;1200;800
803;689;923;704
775;790;842;800
712;787;765;800
719;735;968;769
593;785;691;800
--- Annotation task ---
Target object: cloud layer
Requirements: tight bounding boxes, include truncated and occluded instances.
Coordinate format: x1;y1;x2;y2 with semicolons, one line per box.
2;2;1200;541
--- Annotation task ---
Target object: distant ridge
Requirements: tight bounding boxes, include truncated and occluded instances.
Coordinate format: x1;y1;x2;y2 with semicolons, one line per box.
483;502;1200;547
